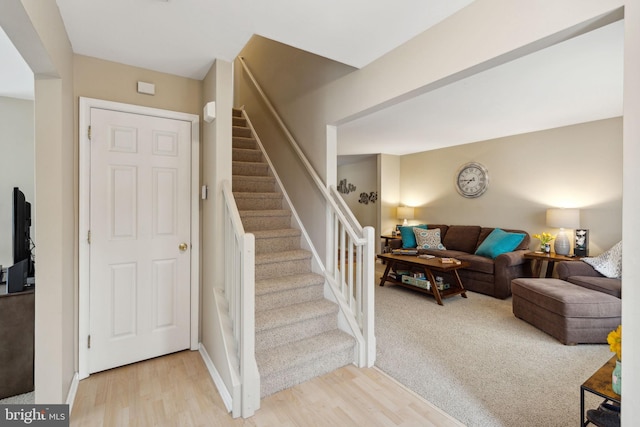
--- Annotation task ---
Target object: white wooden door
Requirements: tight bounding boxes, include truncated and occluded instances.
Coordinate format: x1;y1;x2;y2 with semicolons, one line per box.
89;108;191;373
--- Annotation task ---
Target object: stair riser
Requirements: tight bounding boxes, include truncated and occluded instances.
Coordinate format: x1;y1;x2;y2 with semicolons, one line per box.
233;138;258;150
255;235;300;253
233;126;252;138
241;215;291;231
256;284;324;312
256;258;310;280
260;345;354;397
235;197;283;211
233;149;263;163
256;312;337;352
233;162;270;177
233;179;276;193
233;117;246;127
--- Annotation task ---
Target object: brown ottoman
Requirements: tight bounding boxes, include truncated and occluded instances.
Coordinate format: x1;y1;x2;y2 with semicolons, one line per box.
511;278;621;345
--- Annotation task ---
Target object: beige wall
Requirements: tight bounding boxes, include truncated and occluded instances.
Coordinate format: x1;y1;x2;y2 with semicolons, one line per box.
0;97;34;266
73;55;202;115
396;118;622;255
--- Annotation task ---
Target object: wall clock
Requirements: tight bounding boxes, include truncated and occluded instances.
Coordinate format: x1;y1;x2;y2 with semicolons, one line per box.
455;162;489;198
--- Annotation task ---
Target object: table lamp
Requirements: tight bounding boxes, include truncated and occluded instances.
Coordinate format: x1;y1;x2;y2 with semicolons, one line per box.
397;206;414;226
546;208;580;255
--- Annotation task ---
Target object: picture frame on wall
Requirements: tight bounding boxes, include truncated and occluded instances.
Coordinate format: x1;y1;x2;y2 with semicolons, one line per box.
575;229;589;256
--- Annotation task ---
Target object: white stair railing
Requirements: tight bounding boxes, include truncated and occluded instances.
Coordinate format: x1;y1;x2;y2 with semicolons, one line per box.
221;181;260;417
237;56;376;367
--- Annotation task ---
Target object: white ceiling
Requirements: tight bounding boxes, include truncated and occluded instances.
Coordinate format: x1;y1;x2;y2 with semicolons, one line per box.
338;20;624;156
54;0;475;79
1;1;623;157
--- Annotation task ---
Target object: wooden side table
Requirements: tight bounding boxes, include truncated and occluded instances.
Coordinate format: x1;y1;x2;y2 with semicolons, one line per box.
580;356;621;426
380;234;401;249
524;251;582;278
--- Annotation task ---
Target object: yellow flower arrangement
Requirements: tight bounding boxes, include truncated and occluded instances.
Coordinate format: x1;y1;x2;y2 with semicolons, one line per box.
607;325;622;361
532;232;555;245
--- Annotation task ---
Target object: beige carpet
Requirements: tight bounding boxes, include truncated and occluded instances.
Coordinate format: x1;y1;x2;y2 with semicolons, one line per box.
374;263;612;427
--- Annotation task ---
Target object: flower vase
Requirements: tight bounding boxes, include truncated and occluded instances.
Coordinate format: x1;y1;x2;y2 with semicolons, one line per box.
612;359;621;395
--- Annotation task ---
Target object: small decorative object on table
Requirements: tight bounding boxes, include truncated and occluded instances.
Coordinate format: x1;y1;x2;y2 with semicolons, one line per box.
532;232;555;253
607;324;622;395
575;228;589;256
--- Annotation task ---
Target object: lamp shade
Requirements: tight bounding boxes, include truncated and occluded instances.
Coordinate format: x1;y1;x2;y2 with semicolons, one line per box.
546;208;580;229
397;206;414;221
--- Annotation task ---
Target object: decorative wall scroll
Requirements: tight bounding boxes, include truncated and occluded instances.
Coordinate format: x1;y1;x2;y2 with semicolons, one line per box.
337;179;357;194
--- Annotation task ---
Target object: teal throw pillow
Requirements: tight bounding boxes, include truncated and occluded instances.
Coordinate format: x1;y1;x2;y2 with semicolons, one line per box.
475;228;525;259
399;224;428;248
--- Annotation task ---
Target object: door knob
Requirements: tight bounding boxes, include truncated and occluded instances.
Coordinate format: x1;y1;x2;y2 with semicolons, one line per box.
179;242;188;252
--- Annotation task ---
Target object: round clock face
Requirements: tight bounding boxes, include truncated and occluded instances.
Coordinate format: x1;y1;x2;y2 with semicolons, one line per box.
456;162;489;198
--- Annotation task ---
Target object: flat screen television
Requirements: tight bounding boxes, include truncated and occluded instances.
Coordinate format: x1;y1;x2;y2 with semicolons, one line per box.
9;187;34;292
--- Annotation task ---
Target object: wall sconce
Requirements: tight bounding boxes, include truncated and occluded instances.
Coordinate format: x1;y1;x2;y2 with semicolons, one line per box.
397;206;415;226
546;208;580;255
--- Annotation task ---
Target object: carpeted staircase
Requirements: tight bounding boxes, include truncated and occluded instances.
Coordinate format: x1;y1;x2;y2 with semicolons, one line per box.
231;108;355;397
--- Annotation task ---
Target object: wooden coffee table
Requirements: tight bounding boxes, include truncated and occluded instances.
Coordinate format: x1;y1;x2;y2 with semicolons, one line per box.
377;253;469;305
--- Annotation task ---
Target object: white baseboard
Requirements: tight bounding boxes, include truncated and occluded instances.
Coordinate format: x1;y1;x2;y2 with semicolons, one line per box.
198;344;233;413
66;373;79;412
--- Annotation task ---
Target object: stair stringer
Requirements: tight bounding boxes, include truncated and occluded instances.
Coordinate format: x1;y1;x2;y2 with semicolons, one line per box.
239;109;367;366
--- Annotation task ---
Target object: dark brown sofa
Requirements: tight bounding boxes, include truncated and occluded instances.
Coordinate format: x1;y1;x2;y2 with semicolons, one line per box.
389;224;531;299
511;261;621;344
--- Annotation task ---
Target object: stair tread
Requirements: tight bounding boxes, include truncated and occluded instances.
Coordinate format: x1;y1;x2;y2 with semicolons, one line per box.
233;147;260;152
233;160;268;166
256;272;324;296
256;329;354;376
233;175;275;182
239;209;290;217
255;249;310;264
252;228;301;239
256;298;337;332
233;192;282;199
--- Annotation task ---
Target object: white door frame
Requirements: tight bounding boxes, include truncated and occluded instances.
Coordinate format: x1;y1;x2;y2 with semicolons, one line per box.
78;97;200;379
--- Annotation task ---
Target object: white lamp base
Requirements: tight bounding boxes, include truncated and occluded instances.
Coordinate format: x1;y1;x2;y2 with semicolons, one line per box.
402;219;408;226
554;229;570;255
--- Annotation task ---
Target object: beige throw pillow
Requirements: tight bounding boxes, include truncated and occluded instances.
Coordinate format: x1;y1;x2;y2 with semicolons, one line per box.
413;228;446;250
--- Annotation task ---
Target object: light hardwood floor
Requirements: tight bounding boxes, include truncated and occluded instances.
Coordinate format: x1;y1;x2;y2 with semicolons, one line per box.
71;350;463;427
